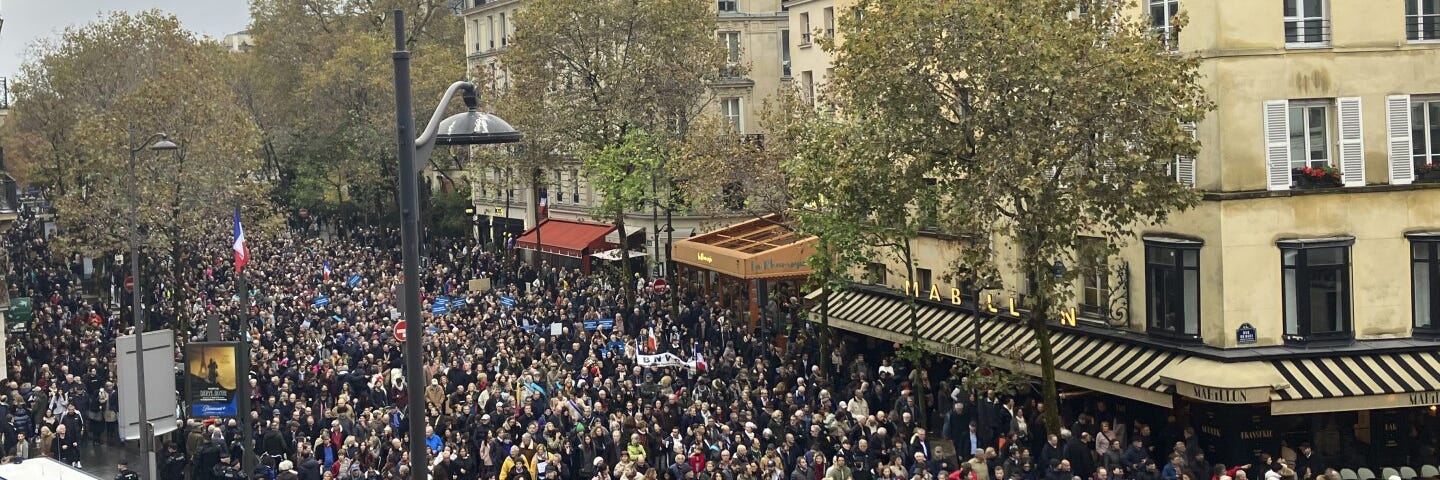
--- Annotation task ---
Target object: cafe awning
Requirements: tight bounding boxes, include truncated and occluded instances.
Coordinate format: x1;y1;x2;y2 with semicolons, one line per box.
1160;357;1290;405
808;288;1178;408
514;219;616;258
672;214;817;280
1268;351;1440;415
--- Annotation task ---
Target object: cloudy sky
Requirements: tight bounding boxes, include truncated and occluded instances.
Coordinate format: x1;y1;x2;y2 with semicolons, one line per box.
1;0;251;83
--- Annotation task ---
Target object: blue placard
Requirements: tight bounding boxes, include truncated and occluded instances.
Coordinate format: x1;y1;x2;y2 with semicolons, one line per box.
313;295;329;307
346;274;362;288
598;318;615;330
500;296;516;308
584;320;598;331
427;326;438;335
1237;323;1257;344
447;297;464;311
431;296;450;315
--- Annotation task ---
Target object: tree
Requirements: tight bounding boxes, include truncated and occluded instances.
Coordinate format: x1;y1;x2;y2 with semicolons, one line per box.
584;130;667;315
494;0;729;311
830;0;1208;433
3;11;272;323
782;109;937;421
242;0;464;223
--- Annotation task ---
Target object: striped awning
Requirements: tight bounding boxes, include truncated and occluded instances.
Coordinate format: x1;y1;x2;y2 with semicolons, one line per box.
1269;351;1440;415
810;288;1179;407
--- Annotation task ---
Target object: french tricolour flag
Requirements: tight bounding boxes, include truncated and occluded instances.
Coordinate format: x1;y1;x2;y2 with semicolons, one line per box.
323;261;332;282
233;206;249;273
693;342;707;372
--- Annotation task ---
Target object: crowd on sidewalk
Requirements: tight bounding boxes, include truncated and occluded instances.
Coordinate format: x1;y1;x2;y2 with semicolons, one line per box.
0;211;1364;480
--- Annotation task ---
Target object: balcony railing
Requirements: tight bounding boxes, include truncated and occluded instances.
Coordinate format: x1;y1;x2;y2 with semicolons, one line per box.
1284;18;1331;46
800;32;813;46
1407;15;1440;41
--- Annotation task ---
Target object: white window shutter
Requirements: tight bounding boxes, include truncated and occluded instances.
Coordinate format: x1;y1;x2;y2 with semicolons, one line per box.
1337;97;1365;187
1264;100;1292;191
1388;94;1414;185
1176;122;1197;187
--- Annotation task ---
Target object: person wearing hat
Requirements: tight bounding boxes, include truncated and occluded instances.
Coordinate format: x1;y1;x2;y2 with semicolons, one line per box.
114;461;141;480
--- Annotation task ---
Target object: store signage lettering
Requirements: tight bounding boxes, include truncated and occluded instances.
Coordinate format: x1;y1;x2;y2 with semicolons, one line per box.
903;281;1077;325
1190;386;1249;403
697;253;714;264
1409;391;1440;406
1239;429;1274;440
749;259;807;272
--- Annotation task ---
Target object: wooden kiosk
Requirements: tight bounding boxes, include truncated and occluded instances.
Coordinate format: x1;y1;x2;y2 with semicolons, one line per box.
671;215;817;330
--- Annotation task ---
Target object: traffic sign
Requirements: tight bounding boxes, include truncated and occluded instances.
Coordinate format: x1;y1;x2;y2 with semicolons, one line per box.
124;276;135;292
394;320;407;342
651;278;669;295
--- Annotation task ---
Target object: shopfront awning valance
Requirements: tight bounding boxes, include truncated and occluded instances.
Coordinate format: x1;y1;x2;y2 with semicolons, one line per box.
809;288;1179;408
1160;357;1290;405
673;215;816;280
515;220;616;258
1269;351;1440;415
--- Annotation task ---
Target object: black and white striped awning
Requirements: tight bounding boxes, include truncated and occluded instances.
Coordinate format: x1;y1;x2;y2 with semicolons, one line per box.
1269;351;1440;414
809;288;1179;407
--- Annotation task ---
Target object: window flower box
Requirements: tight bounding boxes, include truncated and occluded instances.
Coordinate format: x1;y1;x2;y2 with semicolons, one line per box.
1416;163;1440;183
1292;166;1342;189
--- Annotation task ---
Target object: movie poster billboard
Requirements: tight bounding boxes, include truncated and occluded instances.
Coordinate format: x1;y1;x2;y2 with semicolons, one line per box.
184;342;242;417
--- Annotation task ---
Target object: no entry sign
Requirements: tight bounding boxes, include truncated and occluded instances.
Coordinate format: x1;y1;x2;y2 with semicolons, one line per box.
394;320;407;342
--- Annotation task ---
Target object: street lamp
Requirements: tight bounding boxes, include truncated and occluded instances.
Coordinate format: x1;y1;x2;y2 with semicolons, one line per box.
391;10;522;480
128;128;177;480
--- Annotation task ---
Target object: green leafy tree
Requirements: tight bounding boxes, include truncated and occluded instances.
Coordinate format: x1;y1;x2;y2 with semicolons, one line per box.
3;11;272;321
831;0;1208;432
494;0;729;310
584;130;667;311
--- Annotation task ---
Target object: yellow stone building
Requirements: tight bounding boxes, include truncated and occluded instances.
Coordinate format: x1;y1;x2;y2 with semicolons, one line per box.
806;0;1440;464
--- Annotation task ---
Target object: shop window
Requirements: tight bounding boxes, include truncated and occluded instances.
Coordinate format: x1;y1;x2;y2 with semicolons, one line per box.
1280;239;1353;342
1145;238;1201;341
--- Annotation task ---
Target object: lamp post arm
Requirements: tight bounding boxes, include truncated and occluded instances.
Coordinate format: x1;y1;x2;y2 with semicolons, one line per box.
130;133;170;155
414;81;477;149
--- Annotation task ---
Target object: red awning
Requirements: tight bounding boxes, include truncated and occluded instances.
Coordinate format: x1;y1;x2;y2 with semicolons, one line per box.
514;220;617;258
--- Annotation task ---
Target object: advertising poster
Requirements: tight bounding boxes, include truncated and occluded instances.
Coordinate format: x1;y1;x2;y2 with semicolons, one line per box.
185;342;241;417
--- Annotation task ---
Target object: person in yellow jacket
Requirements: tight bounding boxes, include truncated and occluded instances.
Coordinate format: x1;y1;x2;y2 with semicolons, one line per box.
500;446;537;480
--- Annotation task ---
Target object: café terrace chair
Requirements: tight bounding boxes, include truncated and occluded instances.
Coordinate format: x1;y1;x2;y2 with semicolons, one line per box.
1340;469;1358;480
1399;467;1418;480
1358;468;1378;480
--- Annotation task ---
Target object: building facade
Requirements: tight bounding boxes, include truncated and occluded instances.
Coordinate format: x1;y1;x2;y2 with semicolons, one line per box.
456;0;791;271
809;0;1440;467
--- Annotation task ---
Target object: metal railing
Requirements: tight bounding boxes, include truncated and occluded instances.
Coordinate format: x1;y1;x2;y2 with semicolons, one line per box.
1407;15;1440;41
800;32;813;46
1284;18;1331;46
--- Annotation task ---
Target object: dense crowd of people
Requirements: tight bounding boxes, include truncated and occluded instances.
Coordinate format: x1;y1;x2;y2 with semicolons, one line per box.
0;209;1416;480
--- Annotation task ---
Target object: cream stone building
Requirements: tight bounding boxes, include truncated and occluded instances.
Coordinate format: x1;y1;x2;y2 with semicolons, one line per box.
454;0;790;273
808;0;1440;463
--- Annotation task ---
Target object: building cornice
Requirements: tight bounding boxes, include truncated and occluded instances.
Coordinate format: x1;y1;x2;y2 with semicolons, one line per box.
461;0;525;16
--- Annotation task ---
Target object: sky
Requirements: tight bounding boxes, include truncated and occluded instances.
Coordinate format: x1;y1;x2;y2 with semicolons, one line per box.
0;0;252;84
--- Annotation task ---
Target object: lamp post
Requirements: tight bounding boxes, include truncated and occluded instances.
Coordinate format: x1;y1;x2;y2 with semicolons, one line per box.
127;127;178;480
392;10;522;480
